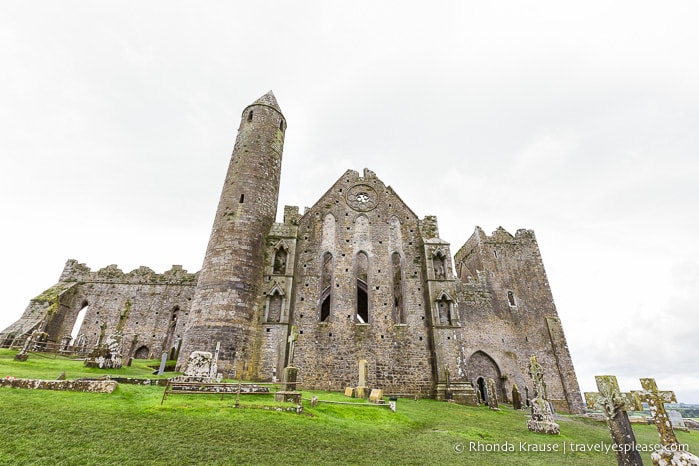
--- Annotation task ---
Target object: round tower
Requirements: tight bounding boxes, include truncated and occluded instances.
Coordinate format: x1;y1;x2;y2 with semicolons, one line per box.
177;91;286;378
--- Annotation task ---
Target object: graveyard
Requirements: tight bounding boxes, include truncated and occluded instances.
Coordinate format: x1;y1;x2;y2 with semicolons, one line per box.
1;349;698;465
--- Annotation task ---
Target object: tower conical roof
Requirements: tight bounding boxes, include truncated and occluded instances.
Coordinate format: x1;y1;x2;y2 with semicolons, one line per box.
251;90;282;114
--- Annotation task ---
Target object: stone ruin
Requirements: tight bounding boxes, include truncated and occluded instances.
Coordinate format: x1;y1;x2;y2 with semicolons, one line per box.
526;355;560;435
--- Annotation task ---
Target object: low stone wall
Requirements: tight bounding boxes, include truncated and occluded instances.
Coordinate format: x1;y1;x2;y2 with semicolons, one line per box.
0;377;117;393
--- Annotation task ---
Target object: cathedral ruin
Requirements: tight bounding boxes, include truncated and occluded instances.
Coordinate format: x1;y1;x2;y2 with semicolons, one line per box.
0;91;585;413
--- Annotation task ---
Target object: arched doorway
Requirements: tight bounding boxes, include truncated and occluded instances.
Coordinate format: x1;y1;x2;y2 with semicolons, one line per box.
134;346;150;359
466;351;506;403
476;377;487;403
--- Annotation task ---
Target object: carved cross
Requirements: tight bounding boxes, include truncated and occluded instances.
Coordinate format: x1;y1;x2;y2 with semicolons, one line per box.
287;325;299;366
633;378;678;447
528;355;547;399
584;375;643;466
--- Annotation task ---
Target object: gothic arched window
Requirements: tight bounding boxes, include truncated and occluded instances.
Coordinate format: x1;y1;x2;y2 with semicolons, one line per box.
356;252;369;323
319;252;333;322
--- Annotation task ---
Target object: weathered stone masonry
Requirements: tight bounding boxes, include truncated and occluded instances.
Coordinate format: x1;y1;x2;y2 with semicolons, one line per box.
0;91;584;413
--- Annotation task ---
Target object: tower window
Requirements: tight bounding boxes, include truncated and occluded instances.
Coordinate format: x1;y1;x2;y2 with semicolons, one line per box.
507;291;516;307
247;110;253;122
279;120;284;131
239;194;244;203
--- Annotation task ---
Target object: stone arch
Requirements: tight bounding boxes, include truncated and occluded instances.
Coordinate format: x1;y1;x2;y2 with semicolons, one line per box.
134;345;150;359
272;241;289;275
434;290;456;326
321;213;336;254
433;249;448;280
266;286;284;323
466;351;506;402
353;215;371;250
70;300;89;342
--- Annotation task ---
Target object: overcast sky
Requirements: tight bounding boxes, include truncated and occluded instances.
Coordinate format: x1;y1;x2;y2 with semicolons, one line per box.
1;1;698;403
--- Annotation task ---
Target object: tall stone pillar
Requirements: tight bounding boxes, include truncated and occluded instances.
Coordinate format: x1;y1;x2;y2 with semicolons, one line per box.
177;91;286;379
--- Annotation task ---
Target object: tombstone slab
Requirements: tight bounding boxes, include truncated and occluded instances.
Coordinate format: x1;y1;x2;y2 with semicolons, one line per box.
84;333;123;369
369;389;384;403
485;378;499;410
669;410;689;432
512;383;523;410
183;351;214;379
344;387;356;398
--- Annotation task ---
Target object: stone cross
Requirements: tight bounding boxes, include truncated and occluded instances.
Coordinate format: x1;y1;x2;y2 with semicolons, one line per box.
287;325;299;366
210;341;221;378
632;378;699;465
528;355;547;399
633;378;677;447
585;375;642;466
97;322;107;347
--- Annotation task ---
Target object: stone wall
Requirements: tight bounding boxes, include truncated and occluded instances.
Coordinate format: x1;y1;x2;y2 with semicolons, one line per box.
0;260;197;359
0;377;117;393
289;169;433;393
453;227;584;413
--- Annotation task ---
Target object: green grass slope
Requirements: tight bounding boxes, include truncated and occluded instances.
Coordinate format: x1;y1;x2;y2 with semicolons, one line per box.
1;350;697;465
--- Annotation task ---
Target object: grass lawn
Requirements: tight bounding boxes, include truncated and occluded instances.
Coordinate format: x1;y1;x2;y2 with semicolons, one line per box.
1;349;697;465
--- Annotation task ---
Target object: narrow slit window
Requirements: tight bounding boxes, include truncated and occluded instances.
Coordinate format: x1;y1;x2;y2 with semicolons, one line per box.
239;194;244;203
507;291;516;307
247;110;253;122
356;252;369;323
319;252;333;321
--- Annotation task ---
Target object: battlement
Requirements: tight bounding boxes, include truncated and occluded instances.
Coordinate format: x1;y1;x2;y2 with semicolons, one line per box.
59;259;198;285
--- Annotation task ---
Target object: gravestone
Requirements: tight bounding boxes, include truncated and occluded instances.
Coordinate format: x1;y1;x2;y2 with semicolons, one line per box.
183;351;213;379
344;387;356;397
84;333;123;369
209;341;221;379
633;378;699;466
369;389;384;403
355;359;369;398
157;352;168;375
669;410;688;432
274;366;301;403
287;326;299;366
486;378;499;410
527;356;559;435
512;383;523;410
14;331;34;361
585;375;642;465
